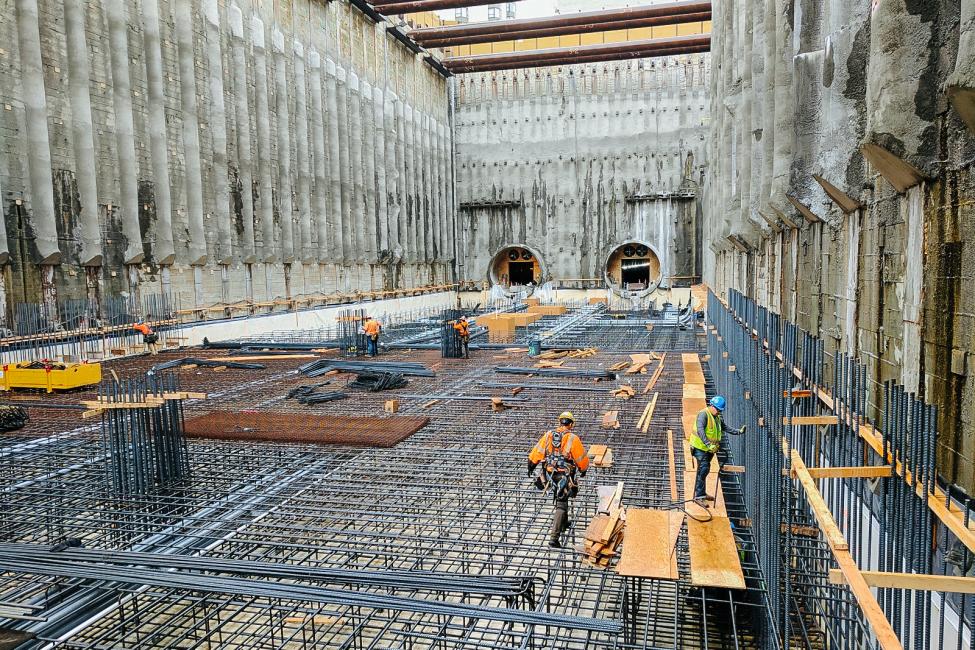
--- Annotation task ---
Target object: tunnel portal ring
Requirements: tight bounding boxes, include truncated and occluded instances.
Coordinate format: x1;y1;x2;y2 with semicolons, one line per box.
603;239;664;298
487;244;547;296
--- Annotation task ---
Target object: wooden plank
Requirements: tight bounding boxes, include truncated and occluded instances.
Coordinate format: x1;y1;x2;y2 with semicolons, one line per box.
687;515;746;589
589;444;608;459
790;450;848;551
805;465;893;479
783;389;813;398
721;465;746;474
683;383;706;399
828;569;975;594
635;399;653;429
600;411;620;430
667;429;679;501
641;393;659;433
782;415;839;426
616;509;683;579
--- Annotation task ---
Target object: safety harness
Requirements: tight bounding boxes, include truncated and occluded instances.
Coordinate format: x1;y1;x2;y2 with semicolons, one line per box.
540;427;579;500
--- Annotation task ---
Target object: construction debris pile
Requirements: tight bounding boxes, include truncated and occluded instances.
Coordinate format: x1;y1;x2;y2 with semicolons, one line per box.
286;383;349;405
579;483;625;568
0;405;29;432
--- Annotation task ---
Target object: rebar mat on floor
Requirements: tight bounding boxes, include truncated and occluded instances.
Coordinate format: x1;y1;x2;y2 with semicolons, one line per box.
183;412;430;447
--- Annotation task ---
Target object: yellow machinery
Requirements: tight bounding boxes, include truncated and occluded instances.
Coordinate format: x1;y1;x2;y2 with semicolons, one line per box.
1;361;102;393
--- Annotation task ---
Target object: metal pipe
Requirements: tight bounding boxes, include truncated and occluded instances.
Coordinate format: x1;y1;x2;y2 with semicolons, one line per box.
412;0;709;38
444;34;711;72
446;45;711;73
375;0;526;14
420;12;711;48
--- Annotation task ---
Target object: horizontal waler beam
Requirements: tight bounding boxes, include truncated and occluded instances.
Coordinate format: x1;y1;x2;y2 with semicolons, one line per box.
444;34;710;73
411;1;710;40
829;569;975;594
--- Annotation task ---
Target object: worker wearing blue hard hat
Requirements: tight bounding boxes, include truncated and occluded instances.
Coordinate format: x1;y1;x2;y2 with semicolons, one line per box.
688;395;746;507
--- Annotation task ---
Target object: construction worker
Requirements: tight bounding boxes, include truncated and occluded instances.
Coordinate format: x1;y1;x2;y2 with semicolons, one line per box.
689;395;745;506
453;316;471;358
528;412;590;548
362;317;382;357
133;321;159;356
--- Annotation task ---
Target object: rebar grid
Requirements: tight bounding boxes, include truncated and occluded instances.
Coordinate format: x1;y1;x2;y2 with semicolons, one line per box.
710;288;975;650
1;308;781;650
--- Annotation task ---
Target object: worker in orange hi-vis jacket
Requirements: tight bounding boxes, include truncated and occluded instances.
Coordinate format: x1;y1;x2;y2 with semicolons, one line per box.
452;316;471;358
133;321;159;356
527;412;590;548
361;317;382;357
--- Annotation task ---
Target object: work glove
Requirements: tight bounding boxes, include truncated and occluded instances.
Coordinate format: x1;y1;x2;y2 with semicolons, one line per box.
527;461;537;477
738;425;747;435
579;470;587;478
707;443;719;454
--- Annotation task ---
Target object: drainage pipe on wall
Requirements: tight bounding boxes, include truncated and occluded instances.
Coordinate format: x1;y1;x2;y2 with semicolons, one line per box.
141;0;176;264
308;50;330;264
325;59;343;262
174;0;208;266
374;84;389;255
203;0;233;264
272;29;295;263
336;65;353;264
348;73;365;263
293;40;313;263
361;81;378;262
63;0;102;266
15;0;59;264
229;4;256;263
252;16;276;263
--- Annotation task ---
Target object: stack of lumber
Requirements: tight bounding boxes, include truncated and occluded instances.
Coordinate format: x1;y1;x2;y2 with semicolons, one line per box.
608;361;630;372
599;411;620;430
625;353;662;374
527;305;568;316
612;385;636;400
534;360;565;369
588;444;614;467
566;348;598;359
579;482;625;568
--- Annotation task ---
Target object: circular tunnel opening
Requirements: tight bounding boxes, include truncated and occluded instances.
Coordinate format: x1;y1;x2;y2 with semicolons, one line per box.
488;245;545;290
604;241;663;296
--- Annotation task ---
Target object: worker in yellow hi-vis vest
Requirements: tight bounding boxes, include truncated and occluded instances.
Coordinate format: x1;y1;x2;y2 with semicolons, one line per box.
689;396;745;507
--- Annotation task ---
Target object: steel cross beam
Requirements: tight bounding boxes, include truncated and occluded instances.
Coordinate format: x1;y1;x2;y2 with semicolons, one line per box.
443;33;711;73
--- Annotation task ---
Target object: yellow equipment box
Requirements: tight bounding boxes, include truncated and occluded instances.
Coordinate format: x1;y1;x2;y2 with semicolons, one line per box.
1;362;102;393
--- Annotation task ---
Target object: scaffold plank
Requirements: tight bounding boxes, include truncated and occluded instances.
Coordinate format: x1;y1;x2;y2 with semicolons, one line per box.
616;509;682;580
687;515;745;589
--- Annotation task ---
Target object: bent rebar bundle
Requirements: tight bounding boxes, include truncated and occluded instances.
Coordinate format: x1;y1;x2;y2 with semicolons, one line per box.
299;359;435;378
99;372;190;496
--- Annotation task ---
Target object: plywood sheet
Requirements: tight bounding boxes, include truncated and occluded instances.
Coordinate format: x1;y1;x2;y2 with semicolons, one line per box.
683;383;706;398
616;509;683;579
687;516;746;589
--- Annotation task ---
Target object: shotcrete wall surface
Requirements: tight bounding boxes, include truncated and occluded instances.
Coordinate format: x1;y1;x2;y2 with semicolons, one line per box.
0;0;453;311
453;57;709;289
706;0;975;490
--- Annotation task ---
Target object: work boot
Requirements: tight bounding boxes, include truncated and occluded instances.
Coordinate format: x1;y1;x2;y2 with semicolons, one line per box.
705;495;715;502
694;497;709;508
548;538;562;549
